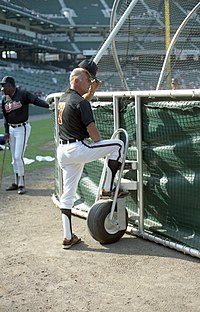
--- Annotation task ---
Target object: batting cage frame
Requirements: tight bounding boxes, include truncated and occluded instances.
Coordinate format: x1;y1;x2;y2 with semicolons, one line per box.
47;88;200;259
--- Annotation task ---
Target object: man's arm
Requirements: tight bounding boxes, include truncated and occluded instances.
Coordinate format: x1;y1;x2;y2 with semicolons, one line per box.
87;122;101;142
26;91;49;108
2;99;9;139
32;97;49;108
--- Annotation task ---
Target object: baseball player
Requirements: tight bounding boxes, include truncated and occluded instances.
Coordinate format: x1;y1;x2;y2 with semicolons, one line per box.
1;76;49;194
171;78;180;90
57;61;126;249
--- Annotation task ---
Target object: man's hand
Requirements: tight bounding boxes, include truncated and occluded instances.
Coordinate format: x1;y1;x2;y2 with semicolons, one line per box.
46;97;55;111
4;133;9;143
89;79;101;95
83;79;101;101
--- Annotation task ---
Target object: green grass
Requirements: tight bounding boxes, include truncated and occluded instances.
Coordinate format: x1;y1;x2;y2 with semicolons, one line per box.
0;118;55;177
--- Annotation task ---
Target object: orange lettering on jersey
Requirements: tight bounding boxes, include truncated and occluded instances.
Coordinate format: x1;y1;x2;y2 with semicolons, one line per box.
58;102;65;125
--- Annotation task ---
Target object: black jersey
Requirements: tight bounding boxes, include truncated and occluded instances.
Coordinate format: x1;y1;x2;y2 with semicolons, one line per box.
58;89;95;140
2;88;49;132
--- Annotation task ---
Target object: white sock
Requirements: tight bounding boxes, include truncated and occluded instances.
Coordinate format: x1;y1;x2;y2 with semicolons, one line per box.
18;176;24;187
14;174;18;185
62;214;72;240
103;167;112;191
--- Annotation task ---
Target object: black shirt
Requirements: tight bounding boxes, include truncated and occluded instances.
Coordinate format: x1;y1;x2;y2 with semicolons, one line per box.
2;88;49;133
58;89;94;140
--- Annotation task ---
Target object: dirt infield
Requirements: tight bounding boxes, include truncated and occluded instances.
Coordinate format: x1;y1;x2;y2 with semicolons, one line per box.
0;167;200;312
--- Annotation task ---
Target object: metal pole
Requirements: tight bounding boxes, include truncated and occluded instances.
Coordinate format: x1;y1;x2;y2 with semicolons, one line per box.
93;0;139;64
113;95;119;132
164;0;171;89
135;95;144;233
128;227;200;259
0;143;7;189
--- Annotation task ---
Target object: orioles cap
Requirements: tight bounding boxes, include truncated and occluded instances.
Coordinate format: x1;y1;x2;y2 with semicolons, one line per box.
0;76;16;86
78;60;98;80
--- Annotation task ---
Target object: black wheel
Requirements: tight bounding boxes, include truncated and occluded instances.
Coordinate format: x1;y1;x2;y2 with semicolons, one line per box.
87;199;128;244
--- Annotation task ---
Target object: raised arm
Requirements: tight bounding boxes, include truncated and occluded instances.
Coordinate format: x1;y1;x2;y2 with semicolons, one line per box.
83;79;101;101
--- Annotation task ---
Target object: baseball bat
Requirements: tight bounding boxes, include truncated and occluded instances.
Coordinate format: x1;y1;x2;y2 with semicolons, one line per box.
0;143;7;189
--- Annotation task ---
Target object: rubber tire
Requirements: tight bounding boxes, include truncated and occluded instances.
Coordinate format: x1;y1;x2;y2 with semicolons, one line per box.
87;199;128;244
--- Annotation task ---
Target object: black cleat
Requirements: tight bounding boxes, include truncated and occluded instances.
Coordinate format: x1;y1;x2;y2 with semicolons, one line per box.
18;186;26;195
6;183;18;191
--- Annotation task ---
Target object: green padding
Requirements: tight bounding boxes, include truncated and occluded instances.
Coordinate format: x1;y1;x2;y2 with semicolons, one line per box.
142;100;200;249
76;160;104;207
142;104;200;144
92;105;114;138
120;102;136;144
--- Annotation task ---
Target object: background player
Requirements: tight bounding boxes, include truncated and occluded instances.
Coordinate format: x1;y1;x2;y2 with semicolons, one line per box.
171;78;180;90
57;62;126;249
1;76;50;194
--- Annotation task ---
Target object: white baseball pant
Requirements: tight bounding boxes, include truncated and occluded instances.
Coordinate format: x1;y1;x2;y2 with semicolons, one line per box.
57;139;124;209
9;123;31;177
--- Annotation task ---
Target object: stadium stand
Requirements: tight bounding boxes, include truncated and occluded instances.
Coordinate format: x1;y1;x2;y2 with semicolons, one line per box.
60;0;111;26
0;0;112;96
1;0;113;26
0;0;200;96
10;0;62;15
0;63;68;94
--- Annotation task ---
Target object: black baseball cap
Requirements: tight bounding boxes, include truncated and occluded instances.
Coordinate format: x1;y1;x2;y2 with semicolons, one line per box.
78;60;98;80
0;76;15;86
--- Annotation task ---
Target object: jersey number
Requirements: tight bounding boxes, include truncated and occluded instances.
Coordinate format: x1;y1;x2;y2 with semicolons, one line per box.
58;102;65;125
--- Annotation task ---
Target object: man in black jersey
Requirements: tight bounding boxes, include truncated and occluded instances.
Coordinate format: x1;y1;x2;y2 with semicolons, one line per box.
1;76;49;194
57;63;125;249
